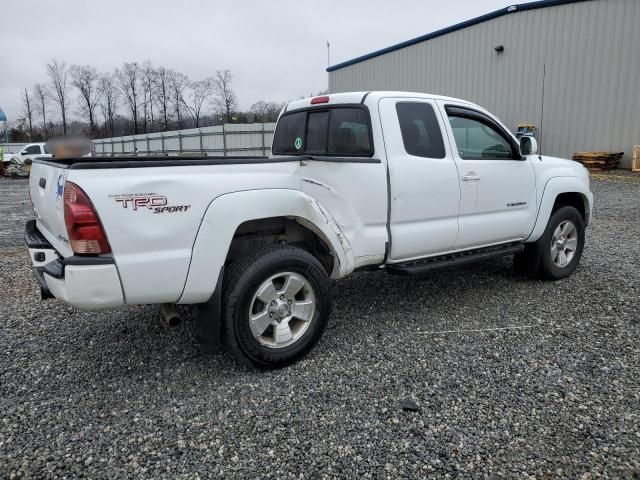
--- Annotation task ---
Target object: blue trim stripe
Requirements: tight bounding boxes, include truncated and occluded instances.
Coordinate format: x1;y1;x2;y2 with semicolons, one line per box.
326;0;590;72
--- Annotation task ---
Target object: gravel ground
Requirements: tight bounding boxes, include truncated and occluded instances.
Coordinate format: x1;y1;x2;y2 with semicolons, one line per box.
0;178;32;248
1;173;639;479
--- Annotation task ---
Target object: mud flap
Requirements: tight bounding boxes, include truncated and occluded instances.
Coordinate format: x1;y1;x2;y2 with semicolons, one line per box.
514;242;542;278
194;266;224;352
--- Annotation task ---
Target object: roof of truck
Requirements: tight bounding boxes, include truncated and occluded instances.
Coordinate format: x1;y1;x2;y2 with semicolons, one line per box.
285;91;477;112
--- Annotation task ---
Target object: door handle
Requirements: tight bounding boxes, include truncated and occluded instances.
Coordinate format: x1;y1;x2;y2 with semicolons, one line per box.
462;174;481;181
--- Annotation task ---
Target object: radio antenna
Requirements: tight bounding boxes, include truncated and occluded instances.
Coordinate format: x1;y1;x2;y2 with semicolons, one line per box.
539;63;546;160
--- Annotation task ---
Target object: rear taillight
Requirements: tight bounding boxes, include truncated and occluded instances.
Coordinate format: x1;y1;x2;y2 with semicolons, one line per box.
63;182;111;254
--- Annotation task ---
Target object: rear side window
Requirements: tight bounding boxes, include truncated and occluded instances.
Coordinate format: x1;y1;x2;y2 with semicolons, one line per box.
272;111;306;154
327;108;371;155
396;102;445;159
272;107;373;156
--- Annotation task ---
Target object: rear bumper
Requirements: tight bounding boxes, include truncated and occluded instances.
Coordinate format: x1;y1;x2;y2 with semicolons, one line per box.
25;220;124;309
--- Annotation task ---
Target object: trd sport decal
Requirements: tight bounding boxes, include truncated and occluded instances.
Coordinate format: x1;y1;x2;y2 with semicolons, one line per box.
109;193;191;214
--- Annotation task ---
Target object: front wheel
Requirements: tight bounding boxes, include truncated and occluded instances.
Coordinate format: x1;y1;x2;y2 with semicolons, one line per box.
540;206;585;279
530;205;585;280
222;244;331;368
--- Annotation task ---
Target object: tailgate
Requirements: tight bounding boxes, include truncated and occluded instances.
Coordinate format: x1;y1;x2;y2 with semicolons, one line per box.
29;161;73;257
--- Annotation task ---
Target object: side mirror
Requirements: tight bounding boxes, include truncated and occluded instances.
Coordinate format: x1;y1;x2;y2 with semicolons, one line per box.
519;136;538;156
20;151;26;155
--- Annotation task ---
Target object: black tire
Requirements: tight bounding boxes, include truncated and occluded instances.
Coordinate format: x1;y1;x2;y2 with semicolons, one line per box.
222;244;331;368
536;205;585;280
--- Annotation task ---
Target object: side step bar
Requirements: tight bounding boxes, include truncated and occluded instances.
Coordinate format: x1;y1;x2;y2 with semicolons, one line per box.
386;242;524;276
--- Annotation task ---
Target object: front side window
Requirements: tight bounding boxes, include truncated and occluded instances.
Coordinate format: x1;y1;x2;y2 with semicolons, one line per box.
23;145;41;155
396;102;445;159
448;116;515;160
272;107;372;156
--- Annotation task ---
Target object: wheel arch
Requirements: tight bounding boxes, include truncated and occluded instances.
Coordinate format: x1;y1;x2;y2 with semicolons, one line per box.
178;189;355;304
526;177;593;243
552;192;588;222
227;216;336;276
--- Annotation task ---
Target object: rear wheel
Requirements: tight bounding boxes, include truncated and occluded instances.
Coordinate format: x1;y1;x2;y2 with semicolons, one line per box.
222;244;331;368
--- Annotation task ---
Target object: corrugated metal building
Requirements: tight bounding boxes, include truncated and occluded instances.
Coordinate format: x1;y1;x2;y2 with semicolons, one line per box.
328;0;640;168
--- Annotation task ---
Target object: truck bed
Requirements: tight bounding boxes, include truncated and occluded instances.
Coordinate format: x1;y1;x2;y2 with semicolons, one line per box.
34;155;274;169
33;154;380;170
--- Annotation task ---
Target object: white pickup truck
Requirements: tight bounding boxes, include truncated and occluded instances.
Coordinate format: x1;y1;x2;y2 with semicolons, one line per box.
25;91;593;368
3;142;52;167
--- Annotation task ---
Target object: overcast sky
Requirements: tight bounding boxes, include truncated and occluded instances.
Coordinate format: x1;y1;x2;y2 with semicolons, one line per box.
1;0;511;123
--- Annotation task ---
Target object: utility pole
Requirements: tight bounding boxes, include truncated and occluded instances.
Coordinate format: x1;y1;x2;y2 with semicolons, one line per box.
327;41;330;68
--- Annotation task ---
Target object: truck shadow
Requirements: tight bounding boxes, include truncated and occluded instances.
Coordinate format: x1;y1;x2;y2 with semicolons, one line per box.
16;254;546;390
325;257;536;337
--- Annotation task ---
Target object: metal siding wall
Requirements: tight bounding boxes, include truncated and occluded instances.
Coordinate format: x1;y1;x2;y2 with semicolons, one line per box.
92;123;276;157
329;0;640;167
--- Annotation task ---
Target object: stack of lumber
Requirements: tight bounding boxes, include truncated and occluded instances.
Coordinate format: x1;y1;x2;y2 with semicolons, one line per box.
572;151;623;171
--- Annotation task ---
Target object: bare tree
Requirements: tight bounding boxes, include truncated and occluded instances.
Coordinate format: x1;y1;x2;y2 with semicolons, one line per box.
47;59;69;134
250;101;269;123
250;100;284;123
169;71;189;129
33;83;49;138
21;88;34;138
70;64;101;135
98;73;119;137
141;62;156;133
266;102;285;122
154;66;172;130
183;78;214;128
117;62;141;134
212;70;238;122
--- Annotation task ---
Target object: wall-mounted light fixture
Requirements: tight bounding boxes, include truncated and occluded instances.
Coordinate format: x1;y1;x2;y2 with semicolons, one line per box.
495;45;505;53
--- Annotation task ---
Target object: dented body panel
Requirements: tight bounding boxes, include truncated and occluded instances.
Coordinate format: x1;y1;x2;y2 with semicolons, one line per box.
179;189;359;304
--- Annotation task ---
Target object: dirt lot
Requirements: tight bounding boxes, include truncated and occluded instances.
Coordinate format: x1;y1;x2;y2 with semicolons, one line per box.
1;173;639;478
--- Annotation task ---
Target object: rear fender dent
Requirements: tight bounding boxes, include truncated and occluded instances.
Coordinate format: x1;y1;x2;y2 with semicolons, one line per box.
178;189;354;304
298;197;353;276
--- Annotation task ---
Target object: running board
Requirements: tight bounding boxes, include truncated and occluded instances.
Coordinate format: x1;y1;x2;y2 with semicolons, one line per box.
386;242;524;276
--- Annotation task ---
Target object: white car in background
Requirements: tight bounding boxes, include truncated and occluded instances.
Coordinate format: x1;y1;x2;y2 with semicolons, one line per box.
3;142;52;168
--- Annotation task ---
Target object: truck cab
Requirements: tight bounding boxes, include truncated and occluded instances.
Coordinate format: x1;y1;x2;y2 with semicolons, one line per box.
275;92;590;266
